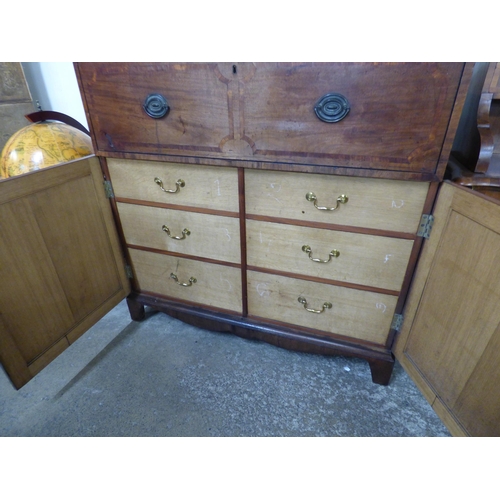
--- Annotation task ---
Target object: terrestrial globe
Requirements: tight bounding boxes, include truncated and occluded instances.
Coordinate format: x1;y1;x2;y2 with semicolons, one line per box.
0;121;94;178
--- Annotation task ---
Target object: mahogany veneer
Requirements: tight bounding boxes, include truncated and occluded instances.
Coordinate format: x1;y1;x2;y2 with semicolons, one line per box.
73;62;471;385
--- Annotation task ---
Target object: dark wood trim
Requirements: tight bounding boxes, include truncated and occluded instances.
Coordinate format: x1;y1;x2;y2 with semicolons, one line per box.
130;290;243;317
367;359;395;386
245;313;389;351
92;149;441;183
99;156;125;247
98;156;141;291
72;63;471;389
247;266;401;296
126;244;242;268
238;167;249;316
126;295;146;321
115;197;239;218
421;179;441;215
126;291;395;385
73;63;97;153
385;181;440;349
245;213;417;240
435;62;476;180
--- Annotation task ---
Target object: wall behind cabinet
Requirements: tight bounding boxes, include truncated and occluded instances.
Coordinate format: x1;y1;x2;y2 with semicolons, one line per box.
21;62;87;129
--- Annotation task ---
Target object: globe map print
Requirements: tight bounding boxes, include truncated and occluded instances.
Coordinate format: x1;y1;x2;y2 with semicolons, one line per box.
0;122;93;178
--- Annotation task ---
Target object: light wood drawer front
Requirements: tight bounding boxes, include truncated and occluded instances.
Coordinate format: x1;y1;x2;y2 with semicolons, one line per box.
247;220;413;291
108;158;239;213
247;271;397;345
129;248;242;313
245;169;429;233
117;202;240;264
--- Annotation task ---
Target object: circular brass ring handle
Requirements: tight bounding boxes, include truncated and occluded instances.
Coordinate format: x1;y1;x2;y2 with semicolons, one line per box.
314;93;350;123
143;93;170;119
154;177;185;194
170;273;197;287
162;225;190;240
298;296;332;314
302;245;340;263
305;192;348;211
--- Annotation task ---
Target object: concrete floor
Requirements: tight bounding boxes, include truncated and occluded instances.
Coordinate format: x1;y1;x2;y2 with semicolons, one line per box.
0;300;450;436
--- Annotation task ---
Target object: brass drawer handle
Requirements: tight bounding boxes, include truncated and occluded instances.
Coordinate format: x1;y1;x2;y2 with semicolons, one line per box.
298;296;332;314
170;273;197;287
302;245;340;263
154;177;185;194
162;225;190;240
305;192;348;211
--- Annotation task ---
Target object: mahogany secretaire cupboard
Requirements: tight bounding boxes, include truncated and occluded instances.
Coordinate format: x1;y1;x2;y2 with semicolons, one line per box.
2;62;500;436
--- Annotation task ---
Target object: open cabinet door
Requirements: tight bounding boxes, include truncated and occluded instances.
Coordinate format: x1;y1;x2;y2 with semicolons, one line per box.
0;156;131;389
394;181;500;436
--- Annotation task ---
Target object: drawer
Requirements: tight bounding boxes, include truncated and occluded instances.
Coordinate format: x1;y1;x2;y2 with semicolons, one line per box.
247;220;413;291
247;271;397;345
77;62;464;175
77;63;233;157
241;63;464;173
128;248;242;313
117;202;240;264
245;169;429;233
108;159;239;213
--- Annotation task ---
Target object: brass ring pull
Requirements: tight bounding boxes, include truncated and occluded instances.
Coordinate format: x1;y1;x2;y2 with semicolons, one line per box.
154;177;185;194
298;296;332;314
305;192;348;211
162;225;190;240
170;273;197;287
302;245;340;263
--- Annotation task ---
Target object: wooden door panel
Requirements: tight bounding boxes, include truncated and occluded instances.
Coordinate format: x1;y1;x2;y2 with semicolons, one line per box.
404;210;500;403
0;197;75;362
451;323;500;436
29;173;124;322
0;157;130;389
395;182;500;436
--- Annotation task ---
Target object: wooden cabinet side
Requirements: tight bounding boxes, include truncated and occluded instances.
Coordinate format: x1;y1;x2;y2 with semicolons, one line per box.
0;157;130;389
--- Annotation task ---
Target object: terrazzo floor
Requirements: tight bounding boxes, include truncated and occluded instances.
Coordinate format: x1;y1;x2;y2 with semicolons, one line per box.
0;300;450;437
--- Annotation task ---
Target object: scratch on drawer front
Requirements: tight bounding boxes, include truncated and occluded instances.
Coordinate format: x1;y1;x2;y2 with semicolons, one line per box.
376;303;387;313
256;283;270;297
384;254;393;264
267;183;283;204
258;231;271;247
391;200;405;209
222;228;231;241
220;275;233;291
214;179;221;196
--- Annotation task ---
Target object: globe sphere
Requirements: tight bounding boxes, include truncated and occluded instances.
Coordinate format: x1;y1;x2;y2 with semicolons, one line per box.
0;122;94;178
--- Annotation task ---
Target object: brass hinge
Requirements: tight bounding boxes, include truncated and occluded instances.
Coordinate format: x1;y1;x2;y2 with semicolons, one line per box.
417;214;434;239
125;265;133;279
103;180;115;199
391;313;404;332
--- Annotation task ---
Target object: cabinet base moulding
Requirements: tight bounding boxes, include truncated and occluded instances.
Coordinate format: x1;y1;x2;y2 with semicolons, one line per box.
125;292;395;385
